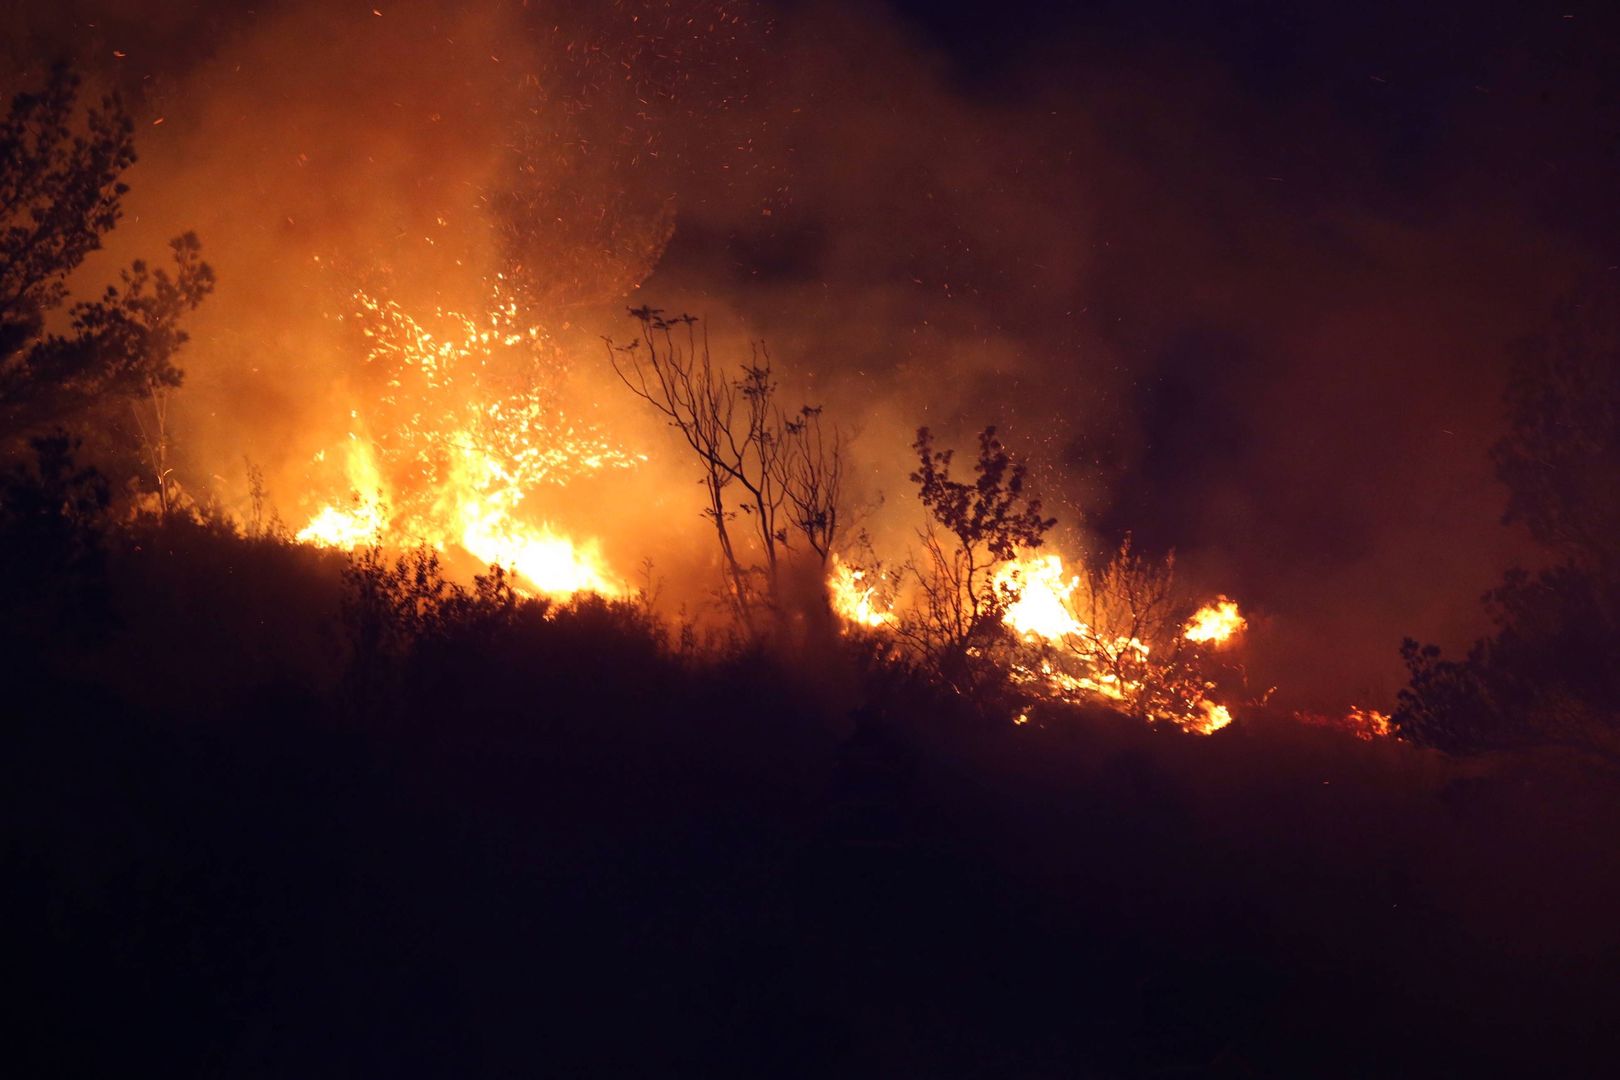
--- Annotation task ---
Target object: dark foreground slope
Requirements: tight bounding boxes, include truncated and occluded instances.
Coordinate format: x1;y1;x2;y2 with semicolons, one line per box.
7;519;1620;1078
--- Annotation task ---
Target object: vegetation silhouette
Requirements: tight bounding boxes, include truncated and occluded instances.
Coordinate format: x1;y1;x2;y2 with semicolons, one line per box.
1;68;214;447
7;64;1620;1080
608;307;844;630
895;425;1055;697
1397;283;1620;760
8;437;1620;1075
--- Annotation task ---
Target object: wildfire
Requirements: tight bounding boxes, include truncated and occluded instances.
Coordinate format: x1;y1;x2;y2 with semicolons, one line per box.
1184;597;1246;644
1347;706;1394;740
296;438;385;547
296;498;384;548
997;554;1082;639
990;551;1244;732
832;547;1246;734
453;477;621;597
293;279;1251;725
1192;699;1235;735
295;279;634;599
1291;706;1398;741
828;555;896;628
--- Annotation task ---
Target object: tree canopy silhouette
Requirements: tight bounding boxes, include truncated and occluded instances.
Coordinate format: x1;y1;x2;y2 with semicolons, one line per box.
1492;287;1620;571
0;66;213;442
1397;283;1620;756
899;425;1056;694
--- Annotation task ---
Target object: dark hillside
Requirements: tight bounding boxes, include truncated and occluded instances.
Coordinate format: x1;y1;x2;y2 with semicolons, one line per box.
9;519;1620;1077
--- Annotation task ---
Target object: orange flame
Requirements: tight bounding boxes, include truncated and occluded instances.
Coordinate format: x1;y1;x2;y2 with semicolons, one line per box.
1191;699;1234;734
997;554;1082;639
993;552;1241;732
296;438;385;547
1293;706;1395;741
827;555;896;628
936;550;1245;732
1345;706;1394;740
1184;597;1246;644
295;281;631;599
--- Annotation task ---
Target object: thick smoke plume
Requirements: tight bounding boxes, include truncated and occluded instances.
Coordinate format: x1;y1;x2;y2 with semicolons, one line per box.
6;0;1609;708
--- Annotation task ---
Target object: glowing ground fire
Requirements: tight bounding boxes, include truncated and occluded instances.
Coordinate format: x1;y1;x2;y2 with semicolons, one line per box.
1185;598;1246;644
830;548;1246;734
284;284;1345;739
828;555;897;628
295;280;634;599
993;552;1241;734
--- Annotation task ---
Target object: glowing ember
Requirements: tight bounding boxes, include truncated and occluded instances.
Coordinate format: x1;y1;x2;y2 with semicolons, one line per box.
1191;699;1234;734
1345;706;1394;741
828;555;895;628
295;280;634;599
1184;597;1246;644
1293;706;1396;741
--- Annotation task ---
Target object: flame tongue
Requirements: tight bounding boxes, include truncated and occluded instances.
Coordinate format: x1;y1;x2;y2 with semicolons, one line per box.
828;555;895;628
828;549;1246;734
998;555;1081;639
1184;598;1246;644
295;438;385;547
455;495;620;598
295;282;630;600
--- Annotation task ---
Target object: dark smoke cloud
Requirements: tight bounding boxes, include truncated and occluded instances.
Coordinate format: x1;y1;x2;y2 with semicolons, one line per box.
7;0;1616;707
645;0;1620;706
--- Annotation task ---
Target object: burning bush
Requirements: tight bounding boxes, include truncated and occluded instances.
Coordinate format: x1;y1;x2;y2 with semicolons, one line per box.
295;280;633;599
999;541;1244;733
832;427;1247;732
887;425;1054;698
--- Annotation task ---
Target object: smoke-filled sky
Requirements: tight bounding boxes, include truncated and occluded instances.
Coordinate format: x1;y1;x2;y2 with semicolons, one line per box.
7;0;1618;707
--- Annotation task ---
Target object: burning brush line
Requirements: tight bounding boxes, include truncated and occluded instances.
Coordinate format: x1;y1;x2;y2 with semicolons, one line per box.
833;550;1247;734
296;278;636;598
289;286;1384;738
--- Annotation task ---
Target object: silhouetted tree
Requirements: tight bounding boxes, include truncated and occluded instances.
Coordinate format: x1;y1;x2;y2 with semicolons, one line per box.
607;308;843;626
0;67;131;362
1397;284;1620;756
0;67;214;445
1061;537;1224;725
900;425;1055;693
1492;287;1620;571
